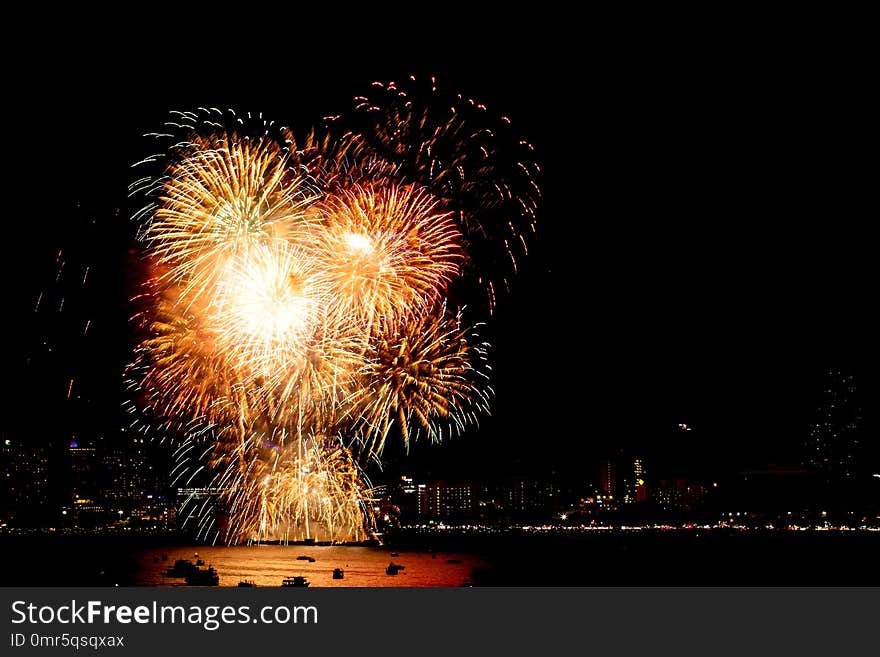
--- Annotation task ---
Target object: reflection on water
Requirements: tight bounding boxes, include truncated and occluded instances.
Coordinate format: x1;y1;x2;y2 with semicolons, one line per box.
136;545;482;587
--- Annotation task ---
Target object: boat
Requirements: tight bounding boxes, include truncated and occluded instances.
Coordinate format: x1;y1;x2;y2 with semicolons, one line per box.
165;559;197;578
296;555;313;561
282;576;309;587
386;562;405;575
237;579;256;587
332;568;344;580
185;566;219;586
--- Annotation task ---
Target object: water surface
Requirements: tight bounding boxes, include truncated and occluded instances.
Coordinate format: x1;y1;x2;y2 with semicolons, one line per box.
135;544;481;587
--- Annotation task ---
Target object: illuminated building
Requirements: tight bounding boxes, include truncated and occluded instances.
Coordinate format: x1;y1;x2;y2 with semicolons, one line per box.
400;476;416;495
385;475;418;522
804;370;862;484
633;458;649;503
0;439;50;523
100;434;164;505
501;478;561;515
417;481;477;519
600;458;617;497
175;486;226;500
654;479;707;512
69;442;100;506
130;498;176;529
622;457;648;504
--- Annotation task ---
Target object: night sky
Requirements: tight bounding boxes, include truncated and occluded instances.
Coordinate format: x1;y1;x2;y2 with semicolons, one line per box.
3;23;876;486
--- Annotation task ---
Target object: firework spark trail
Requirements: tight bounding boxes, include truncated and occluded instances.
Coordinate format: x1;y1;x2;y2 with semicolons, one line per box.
128;80;538;545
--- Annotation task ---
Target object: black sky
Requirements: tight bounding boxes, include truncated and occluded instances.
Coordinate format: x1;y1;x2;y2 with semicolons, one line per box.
3;19;876;483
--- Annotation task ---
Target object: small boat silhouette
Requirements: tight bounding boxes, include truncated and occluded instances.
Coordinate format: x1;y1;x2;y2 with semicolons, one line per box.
333;568;344;580
185;566;219;586
282;576;309;587
165;559;197;578
386;562;405;575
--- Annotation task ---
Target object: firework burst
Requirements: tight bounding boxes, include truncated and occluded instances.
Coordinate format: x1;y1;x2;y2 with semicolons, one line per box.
209;240;327;377
128;79;539;545
345;76;542;311
143;131;318;300
346;308;492;454
214;430;374;545
314;183;462;332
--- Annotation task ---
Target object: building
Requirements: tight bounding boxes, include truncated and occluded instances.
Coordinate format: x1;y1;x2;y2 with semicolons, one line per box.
417;481;477;520
175;486;226;501
502;478;561;515
600;458;617;497
66;435;167;526
804;370;862;484
653;479;708;513
0;439;50;523
622;457;648;504
386;475;418;523
65;442;110;524
100;436;160;505
130;497;176;530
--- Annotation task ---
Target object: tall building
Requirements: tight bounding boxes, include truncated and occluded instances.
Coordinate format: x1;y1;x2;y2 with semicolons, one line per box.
600;458;617;497
653;479;706;512
0;439;50;524
417;481;477;520
627;458;648;504
804;370;862;484
67;441;106;522
501;478;561;515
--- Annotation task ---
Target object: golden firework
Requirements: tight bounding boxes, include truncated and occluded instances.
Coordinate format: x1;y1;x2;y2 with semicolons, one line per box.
208;240;328;378
216;431;374;544
314;183;462;332
129;89;536;545
347;308;491;454
148;133;317;297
